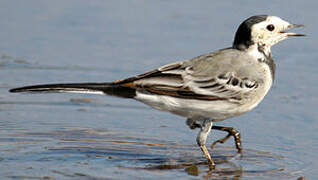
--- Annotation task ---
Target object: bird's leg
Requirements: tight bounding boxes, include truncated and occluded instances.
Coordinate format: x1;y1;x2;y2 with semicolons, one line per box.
196;119;215;169
186;118;201;129
211;126;242;153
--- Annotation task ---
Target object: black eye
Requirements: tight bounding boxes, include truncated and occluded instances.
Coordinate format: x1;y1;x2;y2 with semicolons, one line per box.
266;24;275;31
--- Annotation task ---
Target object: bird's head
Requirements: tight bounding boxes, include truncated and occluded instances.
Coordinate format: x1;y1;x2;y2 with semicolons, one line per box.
233;15;304;53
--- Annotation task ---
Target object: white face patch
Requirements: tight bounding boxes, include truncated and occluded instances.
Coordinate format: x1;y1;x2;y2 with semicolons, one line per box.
250;16;291;48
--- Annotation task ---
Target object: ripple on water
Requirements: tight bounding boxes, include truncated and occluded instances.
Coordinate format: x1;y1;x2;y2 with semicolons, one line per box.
0;128;308;179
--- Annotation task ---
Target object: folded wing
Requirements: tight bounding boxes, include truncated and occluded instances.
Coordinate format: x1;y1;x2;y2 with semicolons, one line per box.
116;58;259;102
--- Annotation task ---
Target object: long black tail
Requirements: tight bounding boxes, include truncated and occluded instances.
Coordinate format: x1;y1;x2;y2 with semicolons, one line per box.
9;82;136;98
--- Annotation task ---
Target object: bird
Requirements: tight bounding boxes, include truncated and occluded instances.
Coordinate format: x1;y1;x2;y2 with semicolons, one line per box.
9;15;304;169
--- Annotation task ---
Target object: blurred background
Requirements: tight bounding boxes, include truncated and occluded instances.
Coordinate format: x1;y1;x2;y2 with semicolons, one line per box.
0;1;317;179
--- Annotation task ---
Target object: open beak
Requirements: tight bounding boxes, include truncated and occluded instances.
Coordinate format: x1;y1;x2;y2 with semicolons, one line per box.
281;24;305;37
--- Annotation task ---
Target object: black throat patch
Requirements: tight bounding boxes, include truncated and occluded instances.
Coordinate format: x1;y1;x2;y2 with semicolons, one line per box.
257;43;276;80
265;54;276;81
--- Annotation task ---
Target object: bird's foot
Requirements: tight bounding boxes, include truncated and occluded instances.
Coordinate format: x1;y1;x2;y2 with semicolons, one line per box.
211;126;242;153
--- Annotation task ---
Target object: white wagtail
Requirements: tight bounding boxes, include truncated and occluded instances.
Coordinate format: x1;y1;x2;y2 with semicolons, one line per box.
10;15;304;169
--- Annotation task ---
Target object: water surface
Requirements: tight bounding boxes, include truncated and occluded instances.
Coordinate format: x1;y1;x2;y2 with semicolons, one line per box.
1;1;317;179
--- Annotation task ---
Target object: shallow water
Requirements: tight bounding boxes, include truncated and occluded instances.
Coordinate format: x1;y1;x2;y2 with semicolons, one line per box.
1;1;317;179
